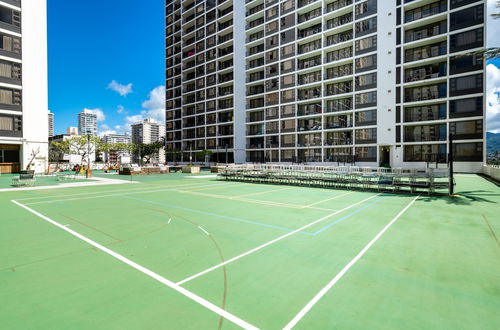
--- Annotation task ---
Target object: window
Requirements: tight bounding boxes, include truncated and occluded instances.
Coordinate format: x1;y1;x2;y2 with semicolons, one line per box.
404;144;447;162
450;119;482;140
449;54;483;75
0;59;20;80
355;128;377;143
450;4;484;31
355;17;377;37
355;0;377;19
0;114;21;136
281;44;295;58
355;91;377;108
449;97;483;118
404;124;447;142
0;33;21;54
355;35;377;54
355;73;377;90
450;28;483;53
355;54;377;72
0;87;21;106
453;142;483;161
355;110;377;126
449;73;483;96
355;146;377;161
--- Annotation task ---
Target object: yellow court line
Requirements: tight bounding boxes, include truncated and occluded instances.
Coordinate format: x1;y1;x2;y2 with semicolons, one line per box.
174;189;336;211
300;192;354;209
229;186;296;199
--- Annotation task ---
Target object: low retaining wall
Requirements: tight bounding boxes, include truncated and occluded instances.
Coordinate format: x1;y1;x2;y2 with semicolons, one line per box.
483;165;500;182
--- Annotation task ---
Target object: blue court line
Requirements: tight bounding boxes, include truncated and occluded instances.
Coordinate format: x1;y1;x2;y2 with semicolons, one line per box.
115;194;299;234
310;196;386;236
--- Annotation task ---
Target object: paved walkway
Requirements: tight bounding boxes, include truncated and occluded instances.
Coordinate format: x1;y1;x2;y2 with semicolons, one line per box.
0;176;137;192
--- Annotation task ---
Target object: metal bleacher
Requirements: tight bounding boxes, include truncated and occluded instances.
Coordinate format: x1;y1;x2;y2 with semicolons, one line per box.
217;164;452;195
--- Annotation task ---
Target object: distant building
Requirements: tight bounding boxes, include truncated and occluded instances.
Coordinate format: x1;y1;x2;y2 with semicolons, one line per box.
78;109;97;136
0;0;48;173
48;110;54;137
131;118;165;164
67;127;78;135
101;133;131;163
49;134;96;164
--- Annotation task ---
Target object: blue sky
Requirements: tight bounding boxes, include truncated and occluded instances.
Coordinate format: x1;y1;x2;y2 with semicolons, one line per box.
48;0;500;135
48;0;165;135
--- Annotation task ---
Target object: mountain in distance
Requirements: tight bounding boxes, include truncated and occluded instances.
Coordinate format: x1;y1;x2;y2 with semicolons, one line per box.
487;131;500;155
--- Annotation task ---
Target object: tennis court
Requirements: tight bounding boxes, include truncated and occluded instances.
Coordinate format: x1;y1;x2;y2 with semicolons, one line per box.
1;173;499;329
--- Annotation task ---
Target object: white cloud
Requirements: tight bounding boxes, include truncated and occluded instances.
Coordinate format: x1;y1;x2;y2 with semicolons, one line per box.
122;86;166;130
116;105;127;114
107;80;133;96
487;64;500;133
99;129;117;137
84;108;106;122
141;85;166;123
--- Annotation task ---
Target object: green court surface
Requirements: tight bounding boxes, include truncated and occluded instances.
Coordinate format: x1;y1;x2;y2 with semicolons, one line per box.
0;173;499;329
0;173;93;189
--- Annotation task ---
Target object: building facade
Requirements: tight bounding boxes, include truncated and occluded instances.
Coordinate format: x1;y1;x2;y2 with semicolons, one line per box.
165;0;247;163
101;133;131;163
131;118;166;164
48;110;54;137
0;0;48;173
67;126;78;135
166;0;486;172
78;109;97;136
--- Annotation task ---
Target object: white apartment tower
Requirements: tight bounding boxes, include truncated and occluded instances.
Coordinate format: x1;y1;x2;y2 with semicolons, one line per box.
131;118;166;164
166;0;486;172
0;0;48;173
78;109;97;136
48;110;54;137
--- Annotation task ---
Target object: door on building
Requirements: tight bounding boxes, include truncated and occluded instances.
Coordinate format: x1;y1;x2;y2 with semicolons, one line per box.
0;144;21;173
379;146;390;168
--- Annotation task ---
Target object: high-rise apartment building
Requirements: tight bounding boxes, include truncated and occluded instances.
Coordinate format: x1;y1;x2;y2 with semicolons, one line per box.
165;0;247;163
0;0;48;173
131;118;166;164
166;0;486;172
101;133;131;163
48;110;54;137
78;109;97;136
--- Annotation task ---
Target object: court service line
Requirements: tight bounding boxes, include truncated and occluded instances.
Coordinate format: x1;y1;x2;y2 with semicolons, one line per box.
11;200;258;330
300;192;353;209
176;193;381;286
23;183;228;205
16;181;227;202
283;195;421;330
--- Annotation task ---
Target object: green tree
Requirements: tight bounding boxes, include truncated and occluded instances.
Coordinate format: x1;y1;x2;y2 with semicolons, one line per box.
133;142;163;165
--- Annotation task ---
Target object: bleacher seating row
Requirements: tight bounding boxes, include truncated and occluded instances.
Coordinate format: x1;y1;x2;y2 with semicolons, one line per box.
217;165;452;195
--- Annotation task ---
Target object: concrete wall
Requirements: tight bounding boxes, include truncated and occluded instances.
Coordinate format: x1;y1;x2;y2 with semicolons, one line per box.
483;165;500;181
21;0;49;173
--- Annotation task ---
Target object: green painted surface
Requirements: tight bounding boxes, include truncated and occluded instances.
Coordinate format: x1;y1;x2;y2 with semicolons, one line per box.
0;173;498;329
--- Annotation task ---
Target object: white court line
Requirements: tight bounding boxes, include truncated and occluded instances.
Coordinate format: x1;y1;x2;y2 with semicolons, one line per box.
16;181;226;202
11;200;258;330
283;194;420;330
197;226;210;236
23;183;228;205
176;193;381;286
300;192;353;209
